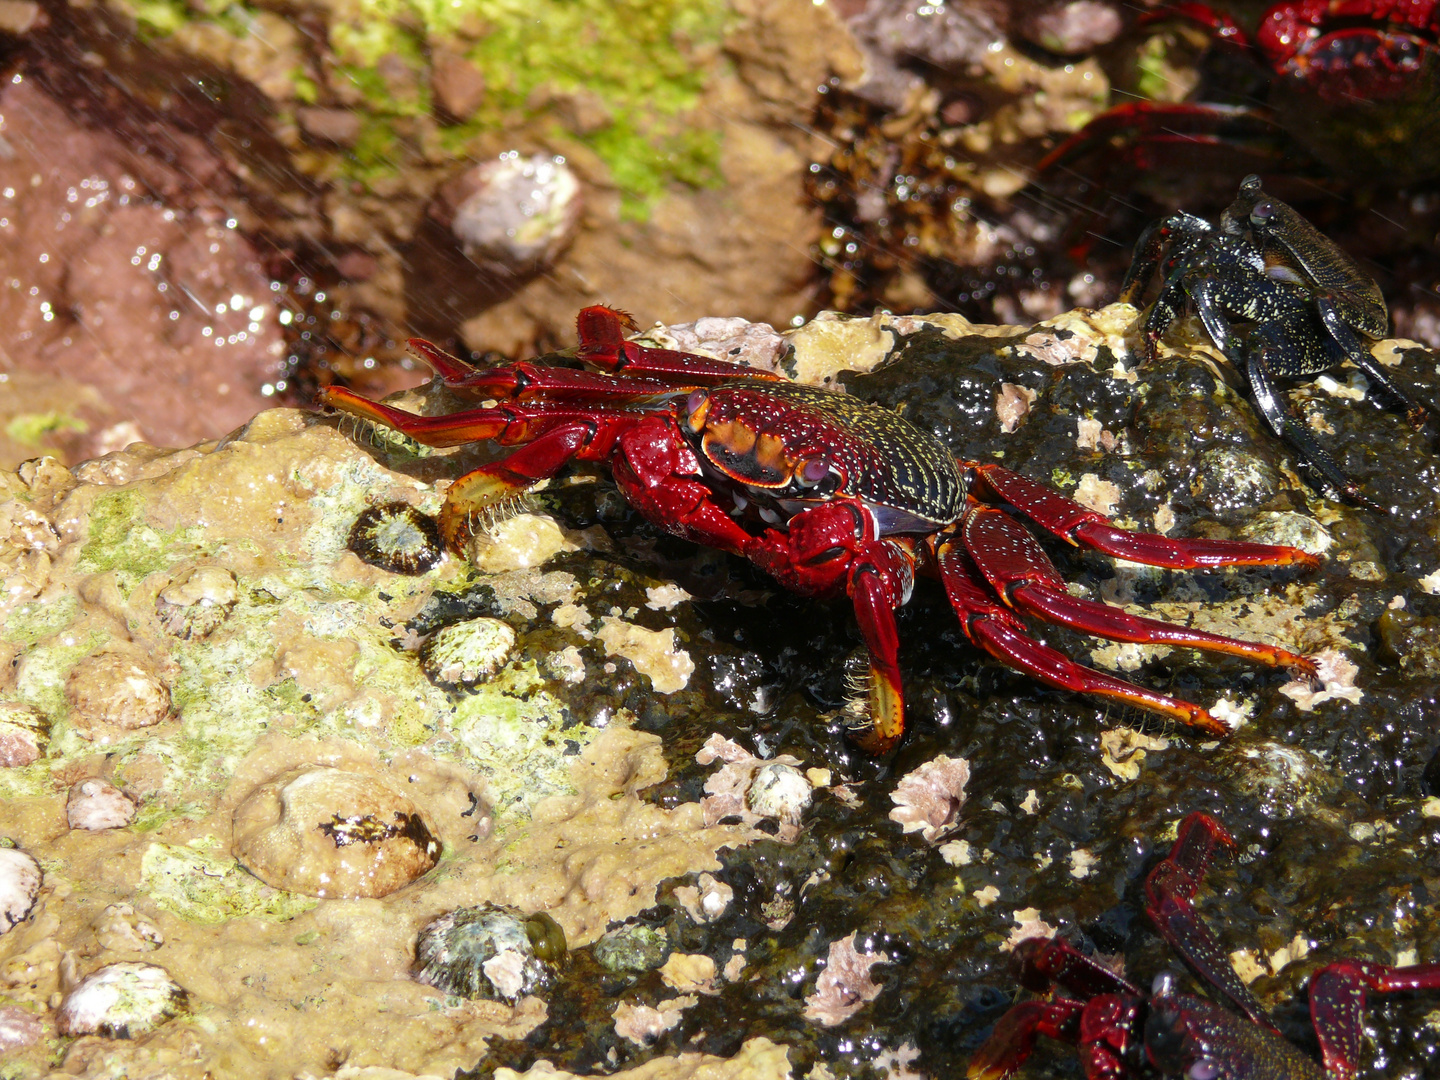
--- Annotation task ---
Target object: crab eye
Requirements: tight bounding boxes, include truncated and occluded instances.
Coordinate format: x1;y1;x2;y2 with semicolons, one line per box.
799;458;830;485
1250;201;1273;224
684;390;710;432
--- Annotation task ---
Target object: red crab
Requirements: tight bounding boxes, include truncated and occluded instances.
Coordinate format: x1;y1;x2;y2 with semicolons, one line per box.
319;306;1319;754
969;812;1440;1080
1038;1;1440;180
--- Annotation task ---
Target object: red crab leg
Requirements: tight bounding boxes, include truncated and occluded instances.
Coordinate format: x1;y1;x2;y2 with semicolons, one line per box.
1144;813;1273;1028
844;552;908;755
1014;936;1140;999
320;386;657;448
967;998;1087;1080
932;537;1231;736
405;337;486;383
967;462;1322;571
1311;959;1440;1080
407;338;690;402
961;504;1316;676
575;305;785;385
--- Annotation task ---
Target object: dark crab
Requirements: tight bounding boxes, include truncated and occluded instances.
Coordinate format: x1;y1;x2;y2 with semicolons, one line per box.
320;306;1318;754
1119;173;1434;512
970;812;1440;1080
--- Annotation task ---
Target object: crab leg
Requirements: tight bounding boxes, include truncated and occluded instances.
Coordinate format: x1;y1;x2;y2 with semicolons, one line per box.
966;462;1321;570
966;998;1087;1080
1310;959;1440;1080
933;537;1230;735
576;305;784;385
1315;297;1434;427
961;504;1316;674
1144;813;1273;1028
843;552;908;755
320;387;666;448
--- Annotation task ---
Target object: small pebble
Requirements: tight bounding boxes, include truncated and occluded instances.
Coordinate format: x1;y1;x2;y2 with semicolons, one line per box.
449;153;581;273
67;779;138;831
0;847;41;934
56;962;187;1038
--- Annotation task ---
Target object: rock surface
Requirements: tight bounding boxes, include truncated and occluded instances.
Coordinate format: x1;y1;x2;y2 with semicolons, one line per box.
0;308;1438;1078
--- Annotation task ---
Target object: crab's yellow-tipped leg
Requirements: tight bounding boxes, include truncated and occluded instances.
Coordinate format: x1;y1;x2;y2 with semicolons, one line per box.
437;423;595;553
319;386;510;447
845;554;911;755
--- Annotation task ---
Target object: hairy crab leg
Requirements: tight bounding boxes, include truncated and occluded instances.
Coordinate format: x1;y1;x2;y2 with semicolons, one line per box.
966;998;1088;1080
966;462;1321;570
1311;959;1440;1080
1145;813;1274;1028
576;305;785;385
837;544;915;755
320;387;669;448
932;538;1230;736
961;504;1316;675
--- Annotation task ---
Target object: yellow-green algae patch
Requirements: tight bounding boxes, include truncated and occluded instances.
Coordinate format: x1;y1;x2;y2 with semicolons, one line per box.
0;407;760;1077
140;840;319;924
121;0;731;211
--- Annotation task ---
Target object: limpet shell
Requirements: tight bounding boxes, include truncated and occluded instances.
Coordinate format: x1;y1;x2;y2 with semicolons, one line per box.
67;779;138;831
420;617;517;688
0;848;41;935
593;923;670;973
232;766;440;898
155;565;239;639
0;702;49;767
414;904;565;1003
347;502;443;575
746;762;813;825
56;962;187;1038
65;653;170;741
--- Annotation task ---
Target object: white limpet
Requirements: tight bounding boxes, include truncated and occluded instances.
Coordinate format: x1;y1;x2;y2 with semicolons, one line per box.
0;848;41;935
746;763;813;826
56;962;186;1038
67;779;138;831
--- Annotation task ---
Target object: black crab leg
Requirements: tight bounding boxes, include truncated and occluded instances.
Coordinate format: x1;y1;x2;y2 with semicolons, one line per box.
1188;277;1388;511
1316;297;1436;426
1118;211;1214;310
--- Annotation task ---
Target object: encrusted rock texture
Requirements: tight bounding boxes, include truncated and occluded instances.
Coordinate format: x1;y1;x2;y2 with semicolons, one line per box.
2;308;1439;1078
